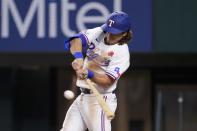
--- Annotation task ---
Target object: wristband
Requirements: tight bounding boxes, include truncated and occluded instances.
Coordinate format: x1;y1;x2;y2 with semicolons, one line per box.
73;52;83;59
87;69;94;79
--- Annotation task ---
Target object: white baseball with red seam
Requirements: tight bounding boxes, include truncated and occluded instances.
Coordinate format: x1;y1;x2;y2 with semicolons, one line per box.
64;90;75;100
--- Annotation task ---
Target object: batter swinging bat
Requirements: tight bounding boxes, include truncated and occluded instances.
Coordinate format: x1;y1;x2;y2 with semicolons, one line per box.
85;79;115;120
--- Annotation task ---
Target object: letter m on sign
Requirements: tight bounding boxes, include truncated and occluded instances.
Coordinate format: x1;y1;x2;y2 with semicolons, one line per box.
1;0;45;38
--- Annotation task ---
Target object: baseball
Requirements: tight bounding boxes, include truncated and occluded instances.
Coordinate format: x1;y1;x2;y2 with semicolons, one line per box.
64;90;75;100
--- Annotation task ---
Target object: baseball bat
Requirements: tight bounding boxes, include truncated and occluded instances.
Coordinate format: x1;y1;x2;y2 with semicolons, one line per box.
85;79;115;120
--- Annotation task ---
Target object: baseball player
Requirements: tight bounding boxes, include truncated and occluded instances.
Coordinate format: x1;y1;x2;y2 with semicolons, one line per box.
61;11;132;131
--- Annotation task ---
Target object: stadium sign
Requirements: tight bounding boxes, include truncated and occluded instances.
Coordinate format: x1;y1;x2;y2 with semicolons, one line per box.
0;0;152;52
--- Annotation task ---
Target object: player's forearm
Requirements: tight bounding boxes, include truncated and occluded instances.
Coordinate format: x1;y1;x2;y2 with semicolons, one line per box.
76;68;115;88
70;38;84;69
90;72;114;88
70;38;83;54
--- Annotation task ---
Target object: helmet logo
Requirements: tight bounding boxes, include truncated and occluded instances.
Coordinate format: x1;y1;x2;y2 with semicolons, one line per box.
108;19;115;27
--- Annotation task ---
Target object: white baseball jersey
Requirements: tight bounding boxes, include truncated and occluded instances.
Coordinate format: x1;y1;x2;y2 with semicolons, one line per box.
76;27;130;93
61;27;130;131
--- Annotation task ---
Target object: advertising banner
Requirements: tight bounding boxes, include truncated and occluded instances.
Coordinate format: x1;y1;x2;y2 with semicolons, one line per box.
0;0;152;52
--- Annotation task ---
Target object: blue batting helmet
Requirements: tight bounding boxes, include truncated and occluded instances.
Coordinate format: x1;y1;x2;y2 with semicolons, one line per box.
101;11;131;34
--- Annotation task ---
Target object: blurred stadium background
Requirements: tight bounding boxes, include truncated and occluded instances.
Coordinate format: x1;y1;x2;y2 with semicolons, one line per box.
0;0;197;131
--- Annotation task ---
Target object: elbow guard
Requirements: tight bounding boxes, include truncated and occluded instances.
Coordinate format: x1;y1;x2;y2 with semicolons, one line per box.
64;33;89;51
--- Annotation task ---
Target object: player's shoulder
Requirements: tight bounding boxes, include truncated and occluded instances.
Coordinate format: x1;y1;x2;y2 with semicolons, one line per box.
114;44;130;57
81;27;105;43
